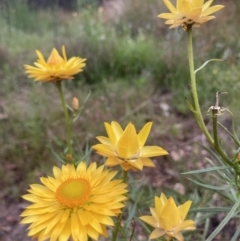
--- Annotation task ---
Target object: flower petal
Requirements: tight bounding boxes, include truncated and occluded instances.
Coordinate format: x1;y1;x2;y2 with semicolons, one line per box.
138;122;152;147
104;122;117;145
202;0;213;10
176;219;196;232
139;216;158;227
117;123;139;158
149;228;165;239
111;121;124;141
163;0;178;13
92;144;115;157
193;0;204;8
140;146;168;157
178;200;192;221
160;197;180;228
158;13;179;20
201;5;224;17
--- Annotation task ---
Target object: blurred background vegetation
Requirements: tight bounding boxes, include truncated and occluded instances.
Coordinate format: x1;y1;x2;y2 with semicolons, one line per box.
0;0;240;240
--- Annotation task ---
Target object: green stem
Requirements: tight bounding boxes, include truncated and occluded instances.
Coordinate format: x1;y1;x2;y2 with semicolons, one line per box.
187;26;233;166
187;25;214;145
212;111;232;166
111;171;128;241
55;81;72;157
111;213;122;241
123;171;128;183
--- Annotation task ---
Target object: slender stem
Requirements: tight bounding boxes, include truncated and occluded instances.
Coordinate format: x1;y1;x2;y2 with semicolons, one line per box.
111;171;128;241
212;111;232;166
212;112;218;146
187;26;233;166
187;25;214;145
55;81;72;156
123;171;128;183
111;213;122;241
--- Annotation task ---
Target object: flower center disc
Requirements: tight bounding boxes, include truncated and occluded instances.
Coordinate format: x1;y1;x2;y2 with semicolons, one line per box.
56;178;91;208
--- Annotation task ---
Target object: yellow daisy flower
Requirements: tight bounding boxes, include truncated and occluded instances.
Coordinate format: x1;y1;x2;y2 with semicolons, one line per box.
20;162;128;241
158;0;224;29
92;121;168;171
140;193;196;241
24;46;86;82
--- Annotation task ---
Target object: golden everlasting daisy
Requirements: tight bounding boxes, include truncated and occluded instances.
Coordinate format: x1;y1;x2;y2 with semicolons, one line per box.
140;193;196;241
24;46;86;82
92;121;168;171
158;0;224;29
20;162;127;241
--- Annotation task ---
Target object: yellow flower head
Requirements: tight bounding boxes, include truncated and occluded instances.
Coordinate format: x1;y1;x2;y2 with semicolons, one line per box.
20;162;128;241
92;121;168;171
24;46;86;82
158;0;224;29
140;193;196;241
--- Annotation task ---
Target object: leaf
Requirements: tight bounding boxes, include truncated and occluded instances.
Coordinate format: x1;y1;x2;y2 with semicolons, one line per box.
197;142;225;166
129;220;136;241
182;166;230;175
231;227;240;241
187;178;231;191
190;207;231;213
195;59;223;74
126;191;143;226
218;121;240;146
205;198;240;241
49;142;66;164
185;97;196;113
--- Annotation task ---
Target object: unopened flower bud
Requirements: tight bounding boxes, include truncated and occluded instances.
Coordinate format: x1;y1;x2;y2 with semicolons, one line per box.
66;154;72;162
72;97;79;110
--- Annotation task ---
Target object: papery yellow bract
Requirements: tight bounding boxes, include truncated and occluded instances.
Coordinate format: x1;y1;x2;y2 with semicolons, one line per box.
140;193;196;241
158;0;224;29
20;162;128;241
24;46;86;82
92;121;168;171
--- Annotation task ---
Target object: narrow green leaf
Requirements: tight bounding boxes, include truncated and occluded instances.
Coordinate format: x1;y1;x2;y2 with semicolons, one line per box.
126;192;142;225
206;158;233;183
129;220;136;241
182;166;230;175
218;121;240;146
188;178;231;191
49;142;65;164
185;97;196;113
231;115;240;145
195;59;223;74
206;198;240;241
203;218;210;240
231;227;240;241
190;207;231;213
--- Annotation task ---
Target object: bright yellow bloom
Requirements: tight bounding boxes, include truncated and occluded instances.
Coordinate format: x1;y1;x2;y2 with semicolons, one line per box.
20;162;127;241
24;46;86;82
140;193;196;241
158;0;224;29
92;121;168;171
